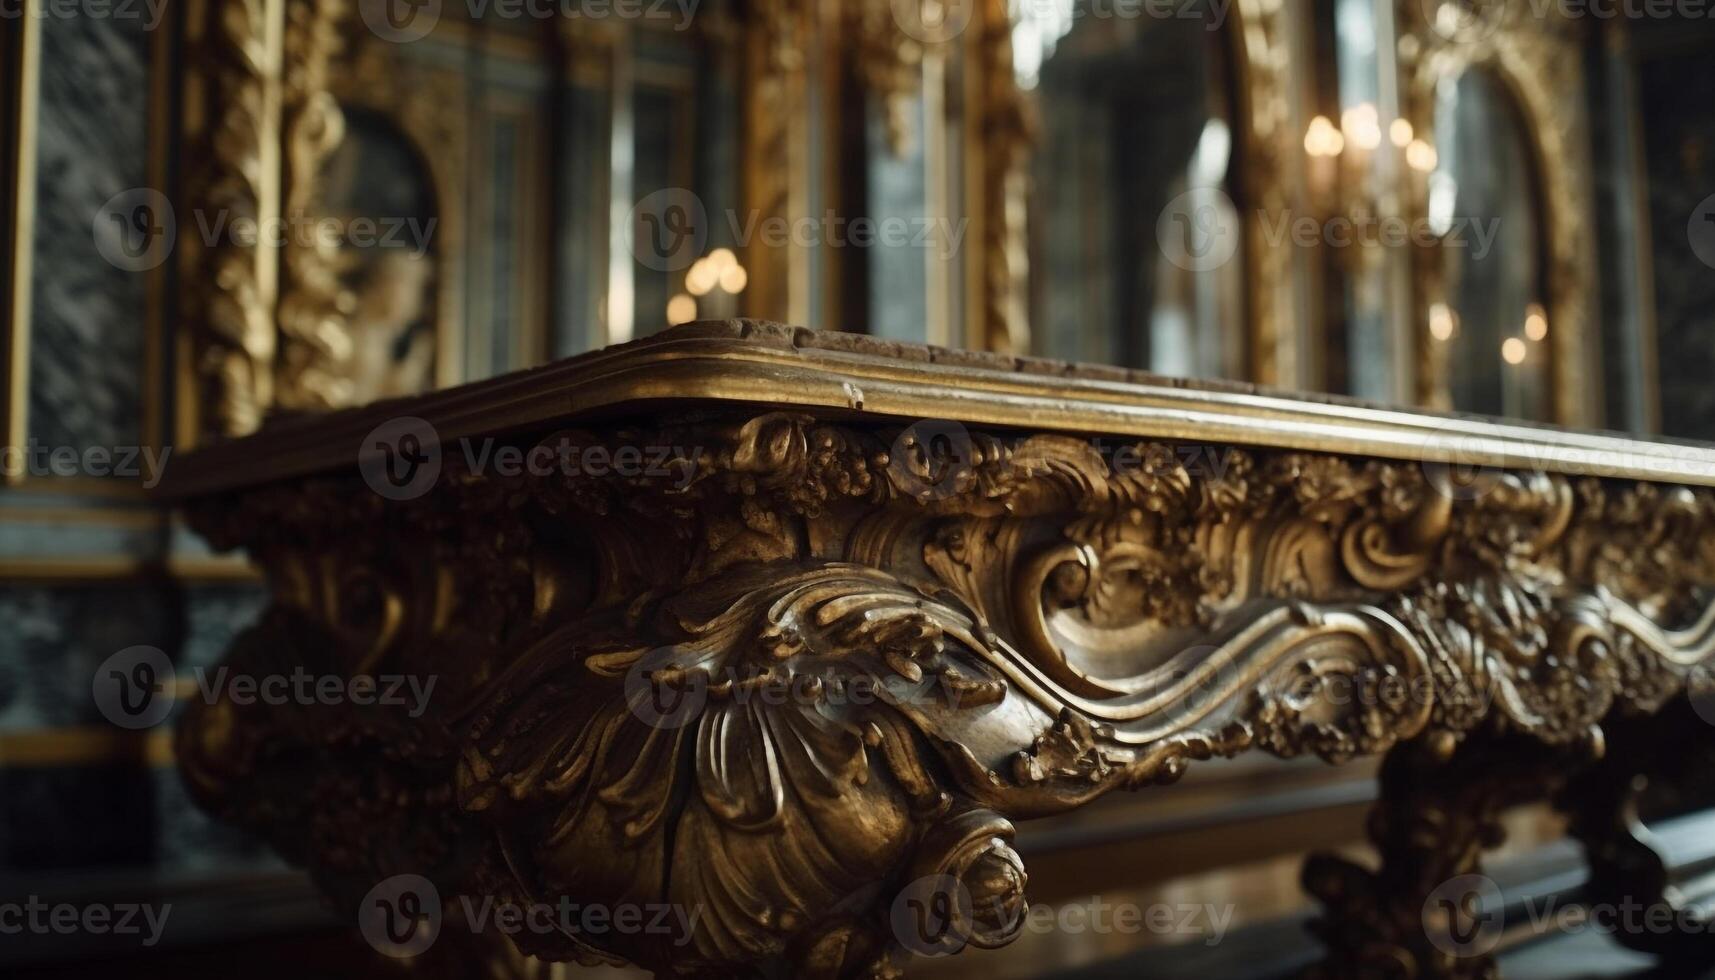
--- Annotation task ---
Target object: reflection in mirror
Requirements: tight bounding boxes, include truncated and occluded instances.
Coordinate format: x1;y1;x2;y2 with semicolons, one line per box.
1018;3;1244;376
315;106;440;405
1431;69;1550;421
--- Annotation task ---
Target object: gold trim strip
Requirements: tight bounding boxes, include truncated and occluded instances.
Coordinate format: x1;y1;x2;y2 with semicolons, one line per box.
10;475;154;499
142;0;174;455
0;727;176;769
3;2;40;483
0;504;162;527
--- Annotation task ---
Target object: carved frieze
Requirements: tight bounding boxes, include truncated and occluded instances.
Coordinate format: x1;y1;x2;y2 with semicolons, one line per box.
172;348;1715;976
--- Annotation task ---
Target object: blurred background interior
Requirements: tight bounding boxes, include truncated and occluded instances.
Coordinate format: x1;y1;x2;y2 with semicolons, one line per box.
4;0;1715;976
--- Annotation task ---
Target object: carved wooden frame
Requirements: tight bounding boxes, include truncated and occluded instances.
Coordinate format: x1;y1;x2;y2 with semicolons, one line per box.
280;13;472;407
165;321;1715;977
179;0;480;439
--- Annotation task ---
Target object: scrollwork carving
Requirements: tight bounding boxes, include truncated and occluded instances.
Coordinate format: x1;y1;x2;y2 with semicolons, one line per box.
177;404;1715;977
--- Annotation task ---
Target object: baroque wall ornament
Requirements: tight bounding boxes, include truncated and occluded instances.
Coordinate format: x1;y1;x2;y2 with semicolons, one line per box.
274;0;350;413
168;322;1715;977
179;0;286;439
969;0;1032;357
179;0;357;438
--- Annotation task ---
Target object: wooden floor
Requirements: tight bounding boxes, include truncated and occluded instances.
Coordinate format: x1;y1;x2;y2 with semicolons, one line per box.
1056;914;1715;980
10;809;1715;979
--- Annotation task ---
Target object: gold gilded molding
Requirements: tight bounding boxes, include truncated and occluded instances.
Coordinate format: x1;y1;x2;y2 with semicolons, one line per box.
850;0;923;157
0;727;177;768
273;0;349;413
1229;0;1302;388
3;2;41;480
179;0;286;440
1400;1;1599;427
740;0;812;325
158;321;1715;498
170;322;1715;977
966;0;1031;355
181;0;487;429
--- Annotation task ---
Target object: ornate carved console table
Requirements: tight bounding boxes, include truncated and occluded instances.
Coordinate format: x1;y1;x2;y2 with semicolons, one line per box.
161;321;1715;979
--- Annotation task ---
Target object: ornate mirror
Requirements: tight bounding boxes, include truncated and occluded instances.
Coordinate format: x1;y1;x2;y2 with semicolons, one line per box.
1429;67;1549;420
1021;3;1246;378
311;107;442;407
1398;4;1596;426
